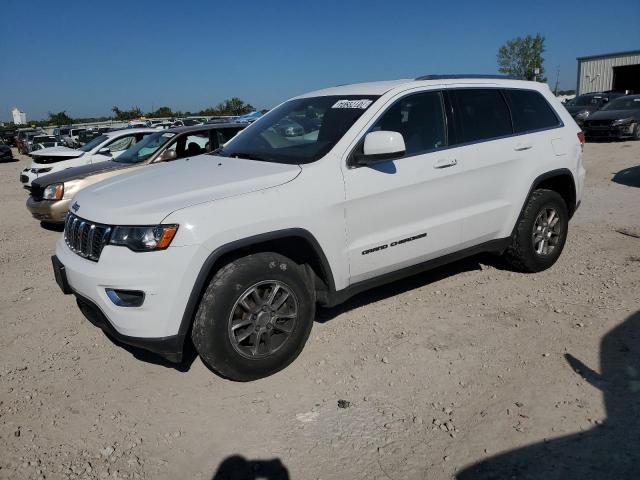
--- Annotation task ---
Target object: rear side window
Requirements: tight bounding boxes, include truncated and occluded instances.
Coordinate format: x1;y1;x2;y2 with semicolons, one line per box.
504;89;560;133
449;89;512;143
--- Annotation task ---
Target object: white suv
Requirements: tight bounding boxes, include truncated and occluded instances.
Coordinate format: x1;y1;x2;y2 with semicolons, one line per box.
20;128;156;187
52;76;585;380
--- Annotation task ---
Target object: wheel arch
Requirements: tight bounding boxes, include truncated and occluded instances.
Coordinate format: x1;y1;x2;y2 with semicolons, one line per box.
176;229;336;345
522;168;577;219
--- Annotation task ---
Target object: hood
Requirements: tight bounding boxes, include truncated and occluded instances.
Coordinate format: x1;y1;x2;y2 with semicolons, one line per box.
32;160;136;186
31;146;84;164
565;105;597;115
587;109;640;121
72;155;302;225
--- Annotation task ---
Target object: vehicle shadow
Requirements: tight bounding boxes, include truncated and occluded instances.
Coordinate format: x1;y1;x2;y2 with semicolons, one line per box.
612;165;640;188
106;333;199;372
211;455;289;480
0;158;19;163
456;310;640;479
317;252;506;323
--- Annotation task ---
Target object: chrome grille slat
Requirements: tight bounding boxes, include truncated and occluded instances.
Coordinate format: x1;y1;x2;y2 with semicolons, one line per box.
64;213;112;262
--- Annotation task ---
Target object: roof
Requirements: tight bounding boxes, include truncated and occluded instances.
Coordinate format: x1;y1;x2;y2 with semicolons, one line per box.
296;76;544;98
106;127;157;137
577;49;640;61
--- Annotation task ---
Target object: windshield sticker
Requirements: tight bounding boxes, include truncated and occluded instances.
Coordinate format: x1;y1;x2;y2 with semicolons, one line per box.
161;133;176;138
332;99;373;109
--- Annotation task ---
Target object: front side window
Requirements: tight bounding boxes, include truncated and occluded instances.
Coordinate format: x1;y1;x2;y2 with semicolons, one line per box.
504;89;560;133
369;91;446;157
449;89;512;144
218;95;379;164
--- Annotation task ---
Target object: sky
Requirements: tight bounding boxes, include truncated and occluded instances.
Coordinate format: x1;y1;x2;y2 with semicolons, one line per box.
2;0;639;122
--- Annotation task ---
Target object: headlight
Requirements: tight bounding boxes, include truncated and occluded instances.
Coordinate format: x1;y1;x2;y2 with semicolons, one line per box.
109;225;178;252
575;110;590;119
42;183;64;200
31;167;52;174
612;118;633;126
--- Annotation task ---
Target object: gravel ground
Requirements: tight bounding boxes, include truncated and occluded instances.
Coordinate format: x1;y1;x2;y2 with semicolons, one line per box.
1;141;639;480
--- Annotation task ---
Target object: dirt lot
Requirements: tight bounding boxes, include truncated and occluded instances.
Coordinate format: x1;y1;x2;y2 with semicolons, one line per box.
1;142;639;480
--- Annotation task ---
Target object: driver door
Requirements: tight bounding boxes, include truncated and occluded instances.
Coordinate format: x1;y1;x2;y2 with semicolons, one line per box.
342;90;465;284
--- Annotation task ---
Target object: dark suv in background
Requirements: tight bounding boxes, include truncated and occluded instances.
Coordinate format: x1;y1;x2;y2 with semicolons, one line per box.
564;92;626;126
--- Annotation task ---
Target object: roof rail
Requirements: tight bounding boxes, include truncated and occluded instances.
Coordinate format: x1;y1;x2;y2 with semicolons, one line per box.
415;74;520;81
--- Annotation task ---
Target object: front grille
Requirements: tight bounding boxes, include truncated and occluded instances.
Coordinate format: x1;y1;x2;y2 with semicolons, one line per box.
64;213;112;261
585;120;613;128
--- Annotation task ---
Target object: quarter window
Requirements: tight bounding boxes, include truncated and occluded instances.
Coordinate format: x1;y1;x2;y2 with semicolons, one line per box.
449;89;512;143
371;91;446;157
504;89;560;133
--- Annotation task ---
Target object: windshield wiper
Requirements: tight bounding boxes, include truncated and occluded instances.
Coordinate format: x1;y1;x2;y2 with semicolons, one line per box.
227;152;271;162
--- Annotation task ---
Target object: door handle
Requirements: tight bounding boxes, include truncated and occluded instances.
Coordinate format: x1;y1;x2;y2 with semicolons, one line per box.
434;158;458;169
514;142;533;151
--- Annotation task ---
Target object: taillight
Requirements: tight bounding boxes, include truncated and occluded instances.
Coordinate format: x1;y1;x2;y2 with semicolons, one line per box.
577;131;585;146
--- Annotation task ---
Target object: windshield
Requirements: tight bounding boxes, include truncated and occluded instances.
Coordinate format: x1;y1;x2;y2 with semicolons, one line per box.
79;134;108;152
572;95;602;107
602;97;640;111
218;95;379;164
114;131;175;163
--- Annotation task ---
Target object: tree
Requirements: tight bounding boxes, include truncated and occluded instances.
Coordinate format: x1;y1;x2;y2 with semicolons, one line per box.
147;106;173;118
198;97;255;116
111;105;142;121
48;111;74;126
497;34;546;82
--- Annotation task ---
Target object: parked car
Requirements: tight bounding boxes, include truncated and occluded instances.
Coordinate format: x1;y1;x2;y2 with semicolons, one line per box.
27;124;244;224
582;95;640;140
0;138;13;161
273;118;305;137
53;126;87;148
172;118;203;127
564;92;626;126
20;128;156;187
29;135;64;153
0;128;17;146
51;76;584;380
16;128;46;154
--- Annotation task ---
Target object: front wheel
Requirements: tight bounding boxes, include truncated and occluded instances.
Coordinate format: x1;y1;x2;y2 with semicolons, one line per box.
504;188;569;273
191;252;315;381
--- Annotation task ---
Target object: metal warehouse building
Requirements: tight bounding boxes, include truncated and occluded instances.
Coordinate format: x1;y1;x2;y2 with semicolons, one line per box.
576;49;640;95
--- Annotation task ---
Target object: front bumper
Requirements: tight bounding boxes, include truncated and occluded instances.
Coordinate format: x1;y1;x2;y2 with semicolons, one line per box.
26;196;70;223
54;237;211;361
584;123;636;139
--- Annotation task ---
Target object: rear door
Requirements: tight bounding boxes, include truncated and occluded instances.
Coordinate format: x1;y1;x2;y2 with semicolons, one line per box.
446;87;560;247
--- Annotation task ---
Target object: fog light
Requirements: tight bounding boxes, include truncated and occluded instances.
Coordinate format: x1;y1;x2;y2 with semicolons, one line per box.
105;289;145;307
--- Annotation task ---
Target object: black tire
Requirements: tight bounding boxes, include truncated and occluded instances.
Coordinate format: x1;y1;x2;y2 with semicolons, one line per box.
633;123;640;141
504;188;569;273
191;252;315;381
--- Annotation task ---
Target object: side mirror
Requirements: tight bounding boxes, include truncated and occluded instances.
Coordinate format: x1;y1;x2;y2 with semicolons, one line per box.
351;131;406;167
98;147;111;156
157;149;177;162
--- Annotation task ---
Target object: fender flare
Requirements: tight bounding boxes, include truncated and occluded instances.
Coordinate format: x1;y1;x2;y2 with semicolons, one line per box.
175;228;336;343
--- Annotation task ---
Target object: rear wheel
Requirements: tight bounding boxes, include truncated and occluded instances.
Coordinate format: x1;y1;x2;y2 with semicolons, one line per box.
504;189;569;272
632;123;640;140
191;252;315;381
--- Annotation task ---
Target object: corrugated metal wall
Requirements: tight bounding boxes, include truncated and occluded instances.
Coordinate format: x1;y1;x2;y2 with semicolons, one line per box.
577;52;640;94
